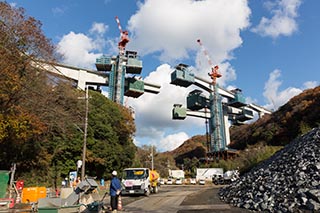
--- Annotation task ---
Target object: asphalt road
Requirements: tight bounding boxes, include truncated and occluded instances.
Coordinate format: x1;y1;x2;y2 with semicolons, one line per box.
113;185;251;213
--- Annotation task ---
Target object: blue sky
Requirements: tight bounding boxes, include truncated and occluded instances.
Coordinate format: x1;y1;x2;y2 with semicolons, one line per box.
6;0;319;151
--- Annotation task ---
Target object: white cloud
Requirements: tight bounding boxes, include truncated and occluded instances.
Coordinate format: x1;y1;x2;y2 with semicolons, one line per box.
263;69;317;110
56;32;101;68
89;22;108;35
303;81;318;89
129;64;197;128
9;3;17;8
56;22;110;68
134;129;189;152
52;7;66;16
128;64;205;151
252;0;302;38
128;0;250;64
159;132;190;152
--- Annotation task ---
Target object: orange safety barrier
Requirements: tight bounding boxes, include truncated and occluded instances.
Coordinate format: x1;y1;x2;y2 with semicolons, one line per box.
21;187;46;203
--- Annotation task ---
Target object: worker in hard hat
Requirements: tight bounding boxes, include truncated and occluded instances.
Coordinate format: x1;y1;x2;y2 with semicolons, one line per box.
110;170;121;212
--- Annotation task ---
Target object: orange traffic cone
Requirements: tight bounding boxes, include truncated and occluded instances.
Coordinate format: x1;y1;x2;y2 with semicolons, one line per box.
117;195;122;211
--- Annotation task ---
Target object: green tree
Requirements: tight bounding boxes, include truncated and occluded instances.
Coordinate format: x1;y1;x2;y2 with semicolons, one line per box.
84;91;136;179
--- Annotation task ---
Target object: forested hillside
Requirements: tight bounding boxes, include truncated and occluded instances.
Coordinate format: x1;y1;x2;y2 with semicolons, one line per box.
229;86;320;149
0;2;136;187
167;135;207;164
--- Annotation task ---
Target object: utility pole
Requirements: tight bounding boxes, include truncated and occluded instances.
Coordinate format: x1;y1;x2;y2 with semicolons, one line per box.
9;163;16;199
81;86;89;180
151;146;154;170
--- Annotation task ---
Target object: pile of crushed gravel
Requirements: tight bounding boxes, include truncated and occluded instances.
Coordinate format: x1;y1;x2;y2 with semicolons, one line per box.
219;128;320;212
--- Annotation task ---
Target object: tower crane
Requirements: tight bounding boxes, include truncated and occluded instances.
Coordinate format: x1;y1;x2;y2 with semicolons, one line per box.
94;16;160;105
109;16;128;104
197;39;225;156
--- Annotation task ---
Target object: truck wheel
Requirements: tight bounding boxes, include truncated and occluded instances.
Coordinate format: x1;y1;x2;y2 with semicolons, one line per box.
153;186;158;194
145;188;150;196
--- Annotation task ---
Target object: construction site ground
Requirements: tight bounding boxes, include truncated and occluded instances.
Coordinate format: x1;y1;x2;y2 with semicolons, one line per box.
103;185;251;213
1;184;251;212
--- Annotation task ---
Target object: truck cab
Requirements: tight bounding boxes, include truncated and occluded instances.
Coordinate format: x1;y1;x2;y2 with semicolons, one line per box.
121;168;159;196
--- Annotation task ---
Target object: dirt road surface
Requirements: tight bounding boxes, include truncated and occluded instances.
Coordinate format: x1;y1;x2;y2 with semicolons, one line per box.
115;185;251;213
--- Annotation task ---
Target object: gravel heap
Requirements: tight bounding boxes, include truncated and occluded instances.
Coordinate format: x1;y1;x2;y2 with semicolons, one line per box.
219;128;320;212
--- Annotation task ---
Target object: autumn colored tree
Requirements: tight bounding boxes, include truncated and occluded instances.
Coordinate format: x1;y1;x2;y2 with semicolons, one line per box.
0;2;137;187
0;2;55;172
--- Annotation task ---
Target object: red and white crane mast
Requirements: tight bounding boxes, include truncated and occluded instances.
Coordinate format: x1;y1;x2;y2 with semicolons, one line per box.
115;16;129;54
197;39;225;154
196;39;222;85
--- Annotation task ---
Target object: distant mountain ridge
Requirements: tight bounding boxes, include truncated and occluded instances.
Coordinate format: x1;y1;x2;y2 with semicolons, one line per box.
164;135;207;164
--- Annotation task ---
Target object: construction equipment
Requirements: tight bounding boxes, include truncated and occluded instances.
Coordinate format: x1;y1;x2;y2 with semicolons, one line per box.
37;177;103;213
212;170;240;185
115;16;129;52
35;16;160;105
196;39;225;153
0;170;14;210
95;16;160;105
0;164;23;211
170;39;272;159
121;168;160;196
196;39;222;84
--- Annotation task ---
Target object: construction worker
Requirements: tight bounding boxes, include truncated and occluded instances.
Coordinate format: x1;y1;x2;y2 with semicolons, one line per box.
110;170;121;212
72;176;81;189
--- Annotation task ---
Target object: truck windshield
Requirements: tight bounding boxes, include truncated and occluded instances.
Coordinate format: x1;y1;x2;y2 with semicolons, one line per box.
124;169;146;179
